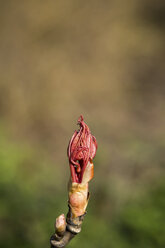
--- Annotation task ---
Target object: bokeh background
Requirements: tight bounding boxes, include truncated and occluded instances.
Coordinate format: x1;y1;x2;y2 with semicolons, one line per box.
0;1;165;248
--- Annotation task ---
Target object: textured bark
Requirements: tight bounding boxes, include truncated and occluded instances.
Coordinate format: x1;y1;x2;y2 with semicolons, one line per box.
50;203;87;247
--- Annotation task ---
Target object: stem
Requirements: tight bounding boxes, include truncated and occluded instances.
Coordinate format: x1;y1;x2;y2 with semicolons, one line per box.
50;206;86;248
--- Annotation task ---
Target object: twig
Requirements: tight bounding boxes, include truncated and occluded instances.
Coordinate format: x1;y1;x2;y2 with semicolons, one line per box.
50;202;87;248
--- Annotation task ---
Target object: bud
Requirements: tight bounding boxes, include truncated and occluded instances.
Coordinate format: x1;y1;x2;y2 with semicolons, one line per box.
67;115;97;183
55;214;66;235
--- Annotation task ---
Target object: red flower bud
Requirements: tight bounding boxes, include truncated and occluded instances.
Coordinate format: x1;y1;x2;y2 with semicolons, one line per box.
67;115;97;183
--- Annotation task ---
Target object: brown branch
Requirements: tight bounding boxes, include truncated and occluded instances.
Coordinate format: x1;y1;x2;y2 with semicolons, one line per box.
50;198;88;248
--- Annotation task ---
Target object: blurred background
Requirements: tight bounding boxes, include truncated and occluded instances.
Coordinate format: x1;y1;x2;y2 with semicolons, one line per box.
0;1;165;248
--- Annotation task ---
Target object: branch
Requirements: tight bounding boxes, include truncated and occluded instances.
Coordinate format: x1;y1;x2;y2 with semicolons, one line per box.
50;200;87;248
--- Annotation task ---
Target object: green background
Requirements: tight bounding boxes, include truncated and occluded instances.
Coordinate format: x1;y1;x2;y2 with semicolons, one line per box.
0;1;165;247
